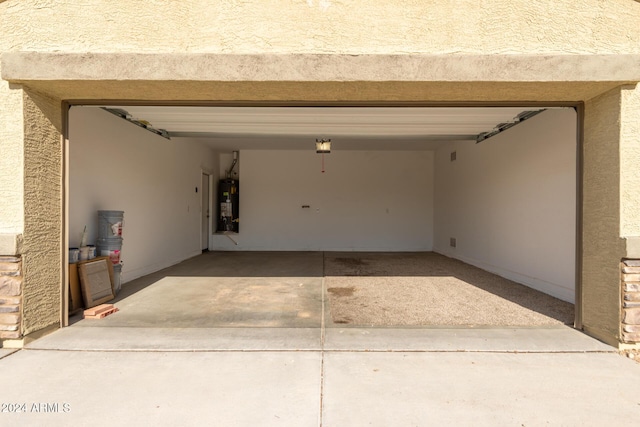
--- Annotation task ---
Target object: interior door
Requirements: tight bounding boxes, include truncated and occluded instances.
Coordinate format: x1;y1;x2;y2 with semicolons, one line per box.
202;173;210;251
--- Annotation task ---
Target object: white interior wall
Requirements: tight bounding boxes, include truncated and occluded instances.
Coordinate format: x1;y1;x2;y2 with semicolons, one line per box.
434;109;577;302
212;150;434;251
69;107;216;283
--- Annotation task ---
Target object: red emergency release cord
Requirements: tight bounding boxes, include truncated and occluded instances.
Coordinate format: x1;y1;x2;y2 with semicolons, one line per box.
321;153;325;173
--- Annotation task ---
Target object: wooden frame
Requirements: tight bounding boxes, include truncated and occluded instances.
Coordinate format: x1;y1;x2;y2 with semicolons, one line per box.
68;263;83;314
78;257;115;308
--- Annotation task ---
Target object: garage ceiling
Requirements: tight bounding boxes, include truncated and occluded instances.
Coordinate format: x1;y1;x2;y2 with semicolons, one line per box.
99;106;550;151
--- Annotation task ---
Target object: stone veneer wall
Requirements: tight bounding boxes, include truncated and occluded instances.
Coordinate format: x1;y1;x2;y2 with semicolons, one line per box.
0;256;22;340
622;259;640;343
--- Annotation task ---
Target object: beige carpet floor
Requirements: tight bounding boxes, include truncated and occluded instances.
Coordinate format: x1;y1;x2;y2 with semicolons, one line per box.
324;252;574;327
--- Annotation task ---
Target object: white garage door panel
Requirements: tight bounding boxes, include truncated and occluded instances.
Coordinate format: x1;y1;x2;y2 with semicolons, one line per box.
215;150;435;251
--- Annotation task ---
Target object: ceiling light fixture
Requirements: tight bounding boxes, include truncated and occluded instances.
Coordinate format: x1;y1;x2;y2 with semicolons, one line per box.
316;138;331;153
316;138;331;173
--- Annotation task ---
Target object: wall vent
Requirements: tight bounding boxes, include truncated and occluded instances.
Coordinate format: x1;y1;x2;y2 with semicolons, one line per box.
450;151;457;162
450;238;457;248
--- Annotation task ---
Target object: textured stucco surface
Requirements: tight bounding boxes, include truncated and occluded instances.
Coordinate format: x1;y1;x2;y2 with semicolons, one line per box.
582;87;627;345
21;91;62;335
1;0;640;55
620;85;640;237
1;81;628;105
5;53;640;83
3;53;639;105
0;64;24;234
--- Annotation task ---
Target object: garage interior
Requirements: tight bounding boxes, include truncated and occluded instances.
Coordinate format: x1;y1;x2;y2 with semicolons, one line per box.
67;105;577;329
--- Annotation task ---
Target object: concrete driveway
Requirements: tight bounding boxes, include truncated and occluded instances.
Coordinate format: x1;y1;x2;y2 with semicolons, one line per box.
1;325;639;426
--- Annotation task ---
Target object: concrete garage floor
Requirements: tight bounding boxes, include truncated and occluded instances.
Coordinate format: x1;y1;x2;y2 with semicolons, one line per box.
75;251;325;328
52;250;575;351
69;251;573;329
325;252;573;326
9;252;640;426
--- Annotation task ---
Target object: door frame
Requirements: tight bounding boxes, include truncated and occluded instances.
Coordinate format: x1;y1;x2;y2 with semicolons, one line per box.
201;169;213;252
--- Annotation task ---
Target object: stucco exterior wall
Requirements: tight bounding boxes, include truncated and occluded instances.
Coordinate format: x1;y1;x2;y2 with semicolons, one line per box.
1;0;640;55
582;87;628;345
21;91;62;335
0;66;24;235
620;86;640;237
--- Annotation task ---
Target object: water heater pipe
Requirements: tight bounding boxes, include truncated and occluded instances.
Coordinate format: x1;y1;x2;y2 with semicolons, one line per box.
227;151;239;178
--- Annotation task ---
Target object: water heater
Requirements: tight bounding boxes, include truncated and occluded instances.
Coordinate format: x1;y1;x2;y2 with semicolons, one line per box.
218;179;239;232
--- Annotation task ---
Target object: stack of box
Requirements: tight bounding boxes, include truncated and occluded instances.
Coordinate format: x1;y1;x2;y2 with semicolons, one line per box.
96;210;124;293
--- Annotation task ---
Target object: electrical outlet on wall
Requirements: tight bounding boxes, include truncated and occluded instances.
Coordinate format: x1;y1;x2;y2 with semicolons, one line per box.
450;237;457;248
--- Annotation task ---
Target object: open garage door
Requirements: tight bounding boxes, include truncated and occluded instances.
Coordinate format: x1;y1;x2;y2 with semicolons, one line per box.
67;104;577;323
